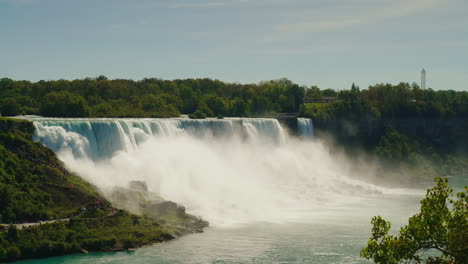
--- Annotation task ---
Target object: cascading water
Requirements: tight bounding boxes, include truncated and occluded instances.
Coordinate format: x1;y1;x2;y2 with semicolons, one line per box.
31;117;287;160
297;118;313;138
22;116;383;226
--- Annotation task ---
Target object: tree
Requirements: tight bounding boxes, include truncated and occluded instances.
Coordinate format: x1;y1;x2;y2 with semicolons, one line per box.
0;98;21;116
375;127;414;161
40;91;90;117
306;86;322;101
95;75;108;81
179;84;198;113
361;177;467;264
229;97;250;117
6;225;18;241
321;88;337;97
201;94;227;116
251;96;272;114
284;83;305;112
188;109;207;119
140;94;180;117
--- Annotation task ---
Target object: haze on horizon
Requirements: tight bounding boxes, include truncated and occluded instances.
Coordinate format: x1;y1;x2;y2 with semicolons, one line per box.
1;0;467;91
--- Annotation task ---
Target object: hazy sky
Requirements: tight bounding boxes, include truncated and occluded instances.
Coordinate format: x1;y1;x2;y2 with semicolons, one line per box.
1;0;467;90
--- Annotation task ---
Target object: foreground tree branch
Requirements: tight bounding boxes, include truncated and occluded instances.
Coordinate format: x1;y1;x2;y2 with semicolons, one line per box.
361;177;467;264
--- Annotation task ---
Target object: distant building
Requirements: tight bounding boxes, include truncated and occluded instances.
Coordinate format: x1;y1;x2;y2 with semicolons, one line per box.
421;68;426;89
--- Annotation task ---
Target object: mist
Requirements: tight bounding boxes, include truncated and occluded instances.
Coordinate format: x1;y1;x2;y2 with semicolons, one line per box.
28;117;419;226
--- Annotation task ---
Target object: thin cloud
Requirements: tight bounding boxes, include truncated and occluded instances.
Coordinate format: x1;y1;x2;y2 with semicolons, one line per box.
274;18;362;33
269;0;442;38
257;39;468;56
0;0;37;4
169;2;226;8
165;0;248;9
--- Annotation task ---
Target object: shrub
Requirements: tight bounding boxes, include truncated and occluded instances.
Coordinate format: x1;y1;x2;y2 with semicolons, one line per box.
6;225;18;241
6;247;21;261
0;247;7;261
361;178;468;264
188;110;207;119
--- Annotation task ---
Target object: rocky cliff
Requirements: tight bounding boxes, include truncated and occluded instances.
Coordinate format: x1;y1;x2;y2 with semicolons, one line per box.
313;117;468;153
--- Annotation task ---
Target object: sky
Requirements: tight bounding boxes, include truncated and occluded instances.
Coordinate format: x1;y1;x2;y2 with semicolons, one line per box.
0;0;467;90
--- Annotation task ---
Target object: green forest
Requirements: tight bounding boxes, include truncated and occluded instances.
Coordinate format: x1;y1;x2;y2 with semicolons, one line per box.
1;77;467;119
0;77;304;118
301;82;468;120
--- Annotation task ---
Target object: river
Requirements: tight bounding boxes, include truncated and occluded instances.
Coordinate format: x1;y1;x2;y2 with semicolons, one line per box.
17;189;428;264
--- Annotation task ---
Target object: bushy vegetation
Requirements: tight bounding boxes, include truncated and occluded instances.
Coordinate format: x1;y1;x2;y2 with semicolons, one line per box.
301;83;468;121
0;77;305;118
374;126;446;165
0;118;101;223
361;178;467;264
0;211;176;262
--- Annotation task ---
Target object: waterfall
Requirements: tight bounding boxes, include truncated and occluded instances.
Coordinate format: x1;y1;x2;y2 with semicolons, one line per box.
19;115;384;226
297;118;313;138
26;117;287;161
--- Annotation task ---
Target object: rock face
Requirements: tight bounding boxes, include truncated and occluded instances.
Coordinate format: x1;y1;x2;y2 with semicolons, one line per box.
105;180;209;238
147;201;178;215
109;181;164;215
128;181;148;193
108;181;195;223
314;117;468;153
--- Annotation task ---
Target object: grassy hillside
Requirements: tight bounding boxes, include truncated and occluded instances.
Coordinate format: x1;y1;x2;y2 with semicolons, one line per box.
0;117;207;262
0;117;102;223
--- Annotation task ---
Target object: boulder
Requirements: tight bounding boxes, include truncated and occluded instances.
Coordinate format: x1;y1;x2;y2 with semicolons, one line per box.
148;201;178;215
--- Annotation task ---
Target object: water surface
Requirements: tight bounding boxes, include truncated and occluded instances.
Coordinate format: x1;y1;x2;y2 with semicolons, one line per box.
18;191;426;264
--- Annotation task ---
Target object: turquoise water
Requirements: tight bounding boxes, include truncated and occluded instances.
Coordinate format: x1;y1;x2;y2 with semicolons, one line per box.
15;177;467;264
17;191;427;264
447;175;468;191
18;224;368;264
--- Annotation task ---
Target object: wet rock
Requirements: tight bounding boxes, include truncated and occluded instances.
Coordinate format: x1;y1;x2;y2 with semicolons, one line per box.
128;181;148;193
148;201;178;215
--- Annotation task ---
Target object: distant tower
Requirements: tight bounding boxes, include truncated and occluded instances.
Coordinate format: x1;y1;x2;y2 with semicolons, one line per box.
421;68;426;89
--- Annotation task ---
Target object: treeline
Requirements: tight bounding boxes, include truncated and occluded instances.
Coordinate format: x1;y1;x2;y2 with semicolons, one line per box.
301;82;468;121
0;77;305;118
